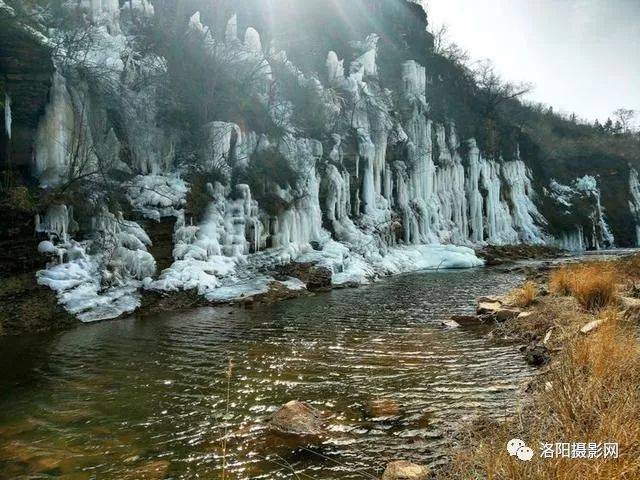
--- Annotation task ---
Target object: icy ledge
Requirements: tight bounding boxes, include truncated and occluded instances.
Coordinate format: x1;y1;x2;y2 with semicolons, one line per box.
147;240;483;308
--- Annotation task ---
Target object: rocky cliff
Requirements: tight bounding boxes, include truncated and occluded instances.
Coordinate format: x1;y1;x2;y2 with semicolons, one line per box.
1;0;638;325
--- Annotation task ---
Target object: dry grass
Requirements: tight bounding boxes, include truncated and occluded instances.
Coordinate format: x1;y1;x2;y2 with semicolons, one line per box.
439;309;640;480
550;263;618;311
512;281;538;308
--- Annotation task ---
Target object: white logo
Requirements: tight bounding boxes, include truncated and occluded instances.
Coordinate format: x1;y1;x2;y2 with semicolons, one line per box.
508;438;534;461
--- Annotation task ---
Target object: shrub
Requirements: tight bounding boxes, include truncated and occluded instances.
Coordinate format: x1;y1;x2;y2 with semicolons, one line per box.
437;310;640;480
550;263;617;312
549;266;574;296
512;281;538;308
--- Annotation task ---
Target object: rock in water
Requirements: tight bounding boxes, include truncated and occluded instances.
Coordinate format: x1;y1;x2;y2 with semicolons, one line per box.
365;398;400;418
440;319;460;329
269;400;325;437
381;460;430;480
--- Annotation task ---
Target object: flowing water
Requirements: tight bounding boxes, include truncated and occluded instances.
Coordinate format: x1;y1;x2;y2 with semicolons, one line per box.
0;267;532;479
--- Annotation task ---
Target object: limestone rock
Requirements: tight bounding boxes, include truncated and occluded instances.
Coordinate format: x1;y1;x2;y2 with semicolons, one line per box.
494;307;521;322
278;262;332;291
269;400;325;437
440;319;460;328
580;319;603;335
381;460;430;480
477;301;502;315
521;342;550;367
450;314;481;326
365;398;400;418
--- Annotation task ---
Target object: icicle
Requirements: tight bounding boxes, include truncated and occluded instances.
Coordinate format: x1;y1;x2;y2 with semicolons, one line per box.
556;227;585;252
501;160;546;244
629;169;640;246
34;72;75;187
465;139;484;243
244;28;263;53
4;92;11;139
225;14;238;43
326;51;344;85
575;175;614;248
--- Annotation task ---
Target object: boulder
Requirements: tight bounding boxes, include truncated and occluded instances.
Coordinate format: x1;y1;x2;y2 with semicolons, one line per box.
521;342;550;367
450;314;481;326
440;319;460;329
381;460;430;480
365;398;400;418
477;301;502;315
278;262;332;291
269;400;325;438
494;308;521;322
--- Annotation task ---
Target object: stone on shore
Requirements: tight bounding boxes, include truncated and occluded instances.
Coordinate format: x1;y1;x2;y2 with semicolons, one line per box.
494;308;521;322
278;262;332;291
477;301;502;315
381;460;430;480
521;342;550;367
580;319;604;335
450;314;481;326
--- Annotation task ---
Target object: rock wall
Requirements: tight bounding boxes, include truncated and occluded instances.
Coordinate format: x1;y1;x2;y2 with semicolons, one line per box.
3;0;636;323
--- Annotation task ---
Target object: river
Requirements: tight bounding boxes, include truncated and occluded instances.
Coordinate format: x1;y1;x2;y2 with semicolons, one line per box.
0;267;532;479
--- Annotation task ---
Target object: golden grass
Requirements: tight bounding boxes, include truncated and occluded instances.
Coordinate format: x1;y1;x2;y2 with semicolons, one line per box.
512;281;538;308
549;263;617;311
438;309;640;480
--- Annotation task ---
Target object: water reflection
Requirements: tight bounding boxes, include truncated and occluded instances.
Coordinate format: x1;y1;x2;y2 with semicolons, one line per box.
0;268;530;479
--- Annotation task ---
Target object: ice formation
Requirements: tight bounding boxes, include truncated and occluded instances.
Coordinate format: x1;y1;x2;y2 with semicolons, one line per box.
629;169;640;246
27;6;629;323
3;92;10;139
574;176;615;249
34;73;76;187
36;206;156;322
545;176;615;250
126;174;188;221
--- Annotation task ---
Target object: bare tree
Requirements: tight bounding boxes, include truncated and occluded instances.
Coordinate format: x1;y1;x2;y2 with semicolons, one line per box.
613;108;636;134
431;23;470;67
472;60;533;117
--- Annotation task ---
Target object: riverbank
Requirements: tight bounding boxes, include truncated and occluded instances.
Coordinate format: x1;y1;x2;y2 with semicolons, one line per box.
434;253;640;480
1;242;564;337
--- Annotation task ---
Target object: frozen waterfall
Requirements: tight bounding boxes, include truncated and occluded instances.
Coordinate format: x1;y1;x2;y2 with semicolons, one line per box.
29;6;629;323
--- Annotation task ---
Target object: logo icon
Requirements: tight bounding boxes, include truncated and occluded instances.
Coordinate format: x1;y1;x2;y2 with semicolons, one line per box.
507;438;534;461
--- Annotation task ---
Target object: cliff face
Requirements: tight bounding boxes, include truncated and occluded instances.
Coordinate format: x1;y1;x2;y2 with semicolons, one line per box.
0;1;53;178
1;0;639;324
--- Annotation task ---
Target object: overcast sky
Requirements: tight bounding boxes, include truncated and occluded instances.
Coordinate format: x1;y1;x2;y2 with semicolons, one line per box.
424;0;640;124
